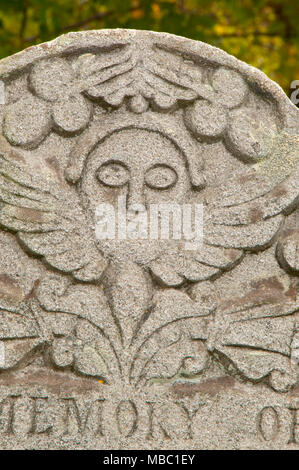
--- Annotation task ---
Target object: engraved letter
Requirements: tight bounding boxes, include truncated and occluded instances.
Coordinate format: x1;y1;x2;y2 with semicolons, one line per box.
176;401;206;439
29;396;53;435
0;395;21;435
257;406;280;441
62;398;106;435
288;406;299;444
146;401;171;440
116;400;138;437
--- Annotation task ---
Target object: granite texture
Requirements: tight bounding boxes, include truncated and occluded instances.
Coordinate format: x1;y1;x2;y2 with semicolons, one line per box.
0;29;298;449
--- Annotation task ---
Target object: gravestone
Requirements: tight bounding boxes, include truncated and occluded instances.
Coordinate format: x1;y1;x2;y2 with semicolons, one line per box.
0;29;298;450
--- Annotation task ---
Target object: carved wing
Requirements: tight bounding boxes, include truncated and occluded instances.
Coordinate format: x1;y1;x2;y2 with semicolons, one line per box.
149;134;299;287
207;133;299;251
0;153;107;282
205;277;299;393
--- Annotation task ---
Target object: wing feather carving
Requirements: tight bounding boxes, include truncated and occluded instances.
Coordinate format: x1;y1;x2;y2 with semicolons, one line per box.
208;134;299;250
0;154;107;282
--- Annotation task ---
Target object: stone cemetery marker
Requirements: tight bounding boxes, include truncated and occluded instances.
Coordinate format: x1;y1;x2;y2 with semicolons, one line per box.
0;29;298;449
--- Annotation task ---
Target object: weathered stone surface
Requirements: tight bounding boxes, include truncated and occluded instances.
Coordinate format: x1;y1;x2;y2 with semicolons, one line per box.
0;29;298;450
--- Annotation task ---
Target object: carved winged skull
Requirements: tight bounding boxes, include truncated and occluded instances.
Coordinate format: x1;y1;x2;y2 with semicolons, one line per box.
0;31;298;392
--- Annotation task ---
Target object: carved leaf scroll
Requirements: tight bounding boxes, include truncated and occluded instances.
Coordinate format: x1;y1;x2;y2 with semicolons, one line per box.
0;301;44;370
35;275;121;383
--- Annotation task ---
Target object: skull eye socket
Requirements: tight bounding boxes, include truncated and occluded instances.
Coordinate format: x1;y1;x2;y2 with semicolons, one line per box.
145;164;177;190
96;161;129;187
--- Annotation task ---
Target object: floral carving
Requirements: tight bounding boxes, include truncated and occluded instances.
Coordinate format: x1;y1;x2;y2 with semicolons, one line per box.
3;58;93;148
2;44;280;164
1;263;298;392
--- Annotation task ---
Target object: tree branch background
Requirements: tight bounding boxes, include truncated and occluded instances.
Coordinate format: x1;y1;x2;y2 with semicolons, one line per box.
0;0;298;95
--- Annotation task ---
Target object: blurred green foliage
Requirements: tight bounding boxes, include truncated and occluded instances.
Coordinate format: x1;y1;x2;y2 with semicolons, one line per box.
0;0;298;93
